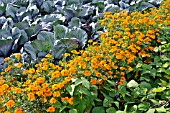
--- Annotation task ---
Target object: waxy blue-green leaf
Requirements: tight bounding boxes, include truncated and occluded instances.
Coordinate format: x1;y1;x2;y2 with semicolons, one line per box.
54;25;68;40
0;39;13;57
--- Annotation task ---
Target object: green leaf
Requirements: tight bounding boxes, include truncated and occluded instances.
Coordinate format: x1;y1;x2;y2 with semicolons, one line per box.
146;108;155;113
156;106;166;112
107;80;116;86
82;77;90;89
163;62;169;68
92;107;105;113
152;87;166;93
140;82;151;90
138;103;150;111
103;98;109;107
66;85;76;96
114;101;119;109
150;68;157;78
52;101;61;108
127;80;139;88
69;109;78;113
76;103;86;113
59;106;67;112
115;111;126;113
106;107;116;113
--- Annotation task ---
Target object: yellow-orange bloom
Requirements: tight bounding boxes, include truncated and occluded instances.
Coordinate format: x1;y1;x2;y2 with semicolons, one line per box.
27;92;35;100
5;100;15;108
61;69;70;76
53;91;60;97
14;108;23;113
50;97;57;104
46;106;55;112
51;71;60;78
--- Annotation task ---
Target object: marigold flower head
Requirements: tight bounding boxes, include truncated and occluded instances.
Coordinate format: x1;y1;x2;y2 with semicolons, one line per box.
15;53;21;59
5;100;15;108
46;106;55;112
14;108;23;113
50;97;57;104
53;91;60;97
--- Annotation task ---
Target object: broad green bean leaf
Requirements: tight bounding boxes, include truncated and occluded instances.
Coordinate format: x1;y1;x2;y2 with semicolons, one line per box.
0;39;13;57
127;80;139;88
138;102;149;111
82;77;90;89
76;103;86;113
52;101;61;108
146;109;155;113
66;84;75;96
152;87;166;93
156;106;166;112
115;111;126;113
140;82;151;90
69;109;78;113
92;107;105;113
106;107;116;113
103;98;109;107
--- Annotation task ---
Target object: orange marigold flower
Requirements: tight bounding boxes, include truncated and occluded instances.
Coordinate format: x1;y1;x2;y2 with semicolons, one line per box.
0;80;5;85
14;87;22;94
53;91;60;97
0;89;4;95
90;79;97;85
4;57;10;62
61;69;70;76
157;39;161;43
5;100;15;108
83;70;91;76
45;54;52;58
15;54;21;59
14;108;23;113
29;68;35;74
67;97;74;105
50;97;57;104
46;106;55;112
4;111;10;113
27;92;35;100
16;62;22;68
51;71;60;78
36;77;45;84
2;84;9;90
